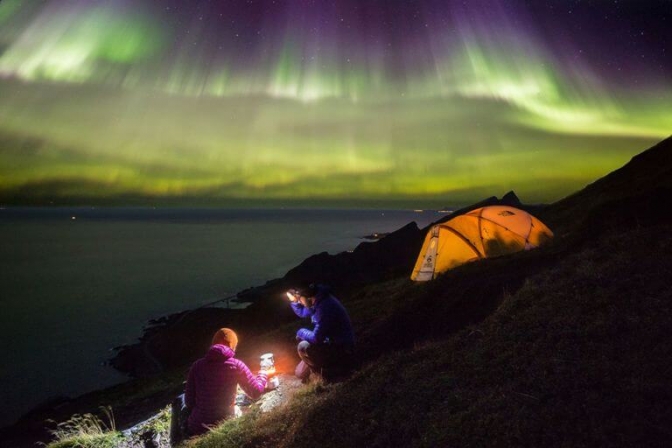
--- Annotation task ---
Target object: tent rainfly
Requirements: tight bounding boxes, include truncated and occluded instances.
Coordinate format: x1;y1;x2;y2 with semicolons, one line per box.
411;205;553;281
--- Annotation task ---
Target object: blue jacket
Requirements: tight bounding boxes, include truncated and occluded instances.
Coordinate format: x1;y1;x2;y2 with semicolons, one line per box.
291;286;355;347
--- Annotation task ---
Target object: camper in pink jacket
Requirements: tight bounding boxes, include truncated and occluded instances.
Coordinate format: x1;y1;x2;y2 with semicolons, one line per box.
184;328;268;435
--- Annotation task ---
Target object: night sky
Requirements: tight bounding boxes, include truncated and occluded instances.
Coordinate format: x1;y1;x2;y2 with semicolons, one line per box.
0;0;670;207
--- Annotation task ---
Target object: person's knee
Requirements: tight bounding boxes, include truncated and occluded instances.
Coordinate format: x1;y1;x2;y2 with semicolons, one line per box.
297;340;310;355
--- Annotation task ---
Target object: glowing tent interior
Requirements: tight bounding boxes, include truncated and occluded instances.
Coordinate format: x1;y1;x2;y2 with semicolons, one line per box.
411;206;554;281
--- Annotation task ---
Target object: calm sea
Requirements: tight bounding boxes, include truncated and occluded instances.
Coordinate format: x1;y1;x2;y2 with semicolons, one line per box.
0;207;443;427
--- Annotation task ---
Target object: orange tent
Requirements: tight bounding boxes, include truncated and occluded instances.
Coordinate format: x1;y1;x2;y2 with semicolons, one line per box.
411;205;553;281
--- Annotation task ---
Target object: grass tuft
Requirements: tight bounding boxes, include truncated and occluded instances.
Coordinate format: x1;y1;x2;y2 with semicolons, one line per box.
46;407;121;448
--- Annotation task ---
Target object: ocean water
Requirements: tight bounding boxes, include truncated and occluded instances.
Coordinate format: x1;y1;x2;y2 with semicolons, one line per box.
0;207;443;427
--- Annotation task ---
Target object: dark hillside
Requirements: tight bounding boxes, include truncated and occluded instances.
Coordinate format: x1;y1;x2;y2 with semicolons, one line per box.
191;225;672;448
353;246;560;360
541;135;672;234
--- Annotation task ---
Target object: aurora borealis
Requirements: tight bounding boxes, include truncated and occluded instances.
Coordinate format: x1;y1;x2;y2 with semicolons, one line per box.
0;0;670;207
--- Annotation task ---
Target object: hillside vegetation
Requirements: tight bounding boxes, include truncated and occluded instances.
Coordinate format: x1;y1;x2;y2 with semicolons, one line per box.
186;226;672;448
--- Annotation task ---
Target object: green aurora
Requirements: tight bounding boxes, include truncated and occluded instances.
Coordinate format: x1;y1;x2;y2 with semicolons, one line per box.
0;0;669;207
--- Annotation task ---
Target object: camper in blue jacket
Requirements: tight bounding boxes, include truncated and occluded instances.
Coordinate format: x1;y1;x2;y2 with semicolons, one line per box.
288;284;355;381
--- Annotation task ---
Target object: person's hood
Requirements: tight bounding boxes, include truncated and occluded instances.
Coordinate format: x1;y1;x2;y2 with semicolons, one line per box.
314;284;331;303
205;344;235;362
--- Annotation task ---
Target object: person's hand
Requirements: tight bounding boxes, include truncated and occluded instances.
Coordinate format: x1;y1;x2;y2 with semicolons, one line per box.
286;289;299;302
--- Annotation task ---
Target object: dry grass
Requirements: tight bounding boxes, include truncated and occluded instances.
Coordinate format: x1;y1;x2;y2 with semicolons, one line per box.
46;407;121;448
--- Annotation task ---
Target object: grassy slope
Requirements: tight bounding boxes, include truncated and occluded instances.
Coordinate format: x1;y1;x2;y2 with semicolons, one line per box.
190;225;672;448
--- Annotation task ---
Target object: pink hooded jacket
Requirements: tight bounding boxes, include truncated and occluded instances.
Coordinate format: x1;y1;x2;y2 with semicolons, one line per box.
185;344;267;435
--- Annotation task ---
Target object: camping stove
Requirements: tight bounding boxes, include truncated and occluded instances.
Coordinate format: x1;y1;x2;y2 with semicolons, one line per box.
260;353;280;389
